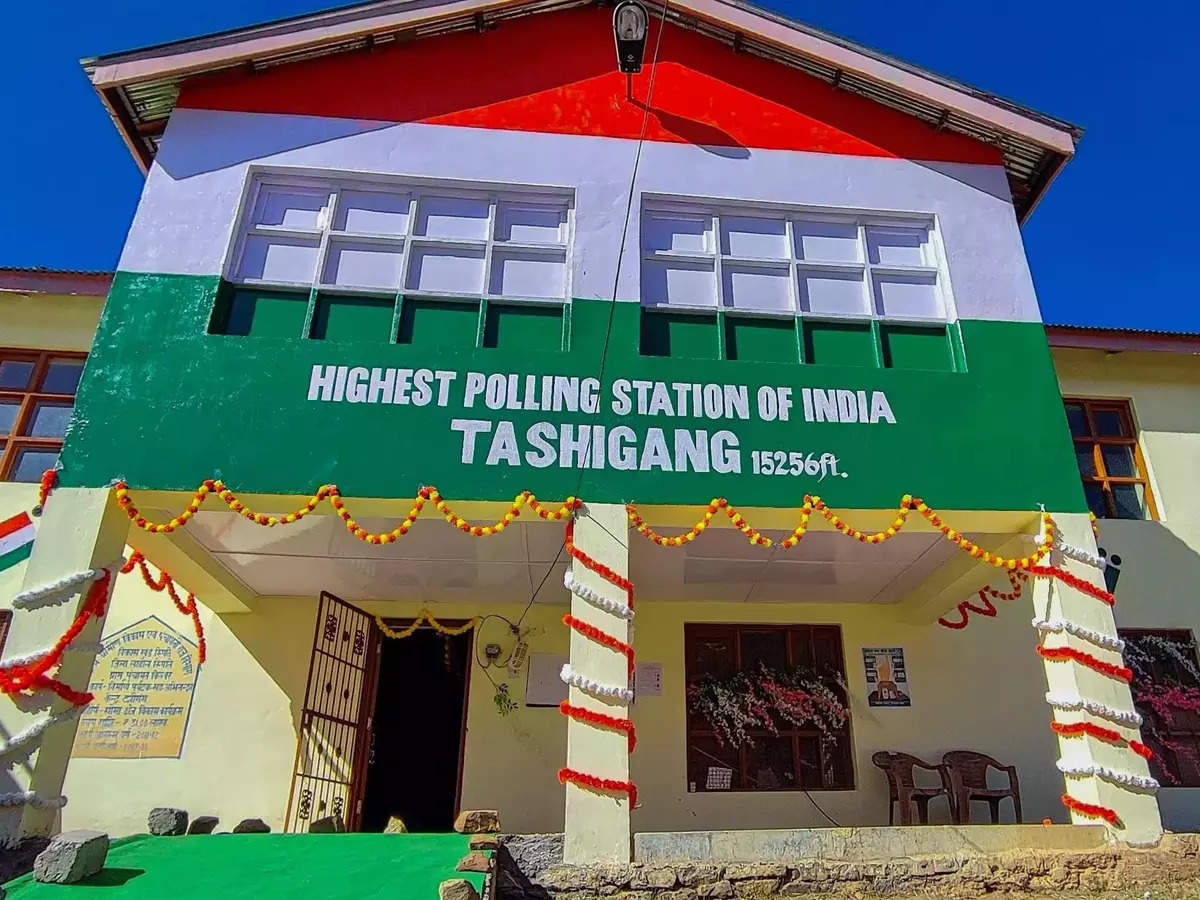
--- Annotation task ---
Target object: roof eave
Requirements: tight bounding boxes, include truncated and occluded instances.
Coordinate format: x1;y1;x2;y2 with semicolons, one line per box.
1046;325;1200;355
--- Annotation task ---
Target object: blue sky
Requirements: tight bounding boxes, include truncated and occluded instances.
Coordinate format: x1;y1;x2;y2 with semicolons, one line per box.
1;1;1194;330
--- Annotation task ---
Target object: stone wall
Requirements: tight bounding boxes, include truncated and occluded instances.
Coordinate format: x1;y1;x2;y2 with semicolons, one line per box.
496;833;1200;898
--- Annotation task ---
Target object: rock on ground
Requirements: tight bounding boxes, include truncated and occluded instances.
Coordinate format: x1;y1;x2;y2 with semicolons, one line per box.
455;810;501;834
33;830;109;884
147;808;189;836
470;834;500;851
457;850;492;873
384;816;408;834
232;818;271;834
309;815;346;834
187;816;219;835
440;878;481;900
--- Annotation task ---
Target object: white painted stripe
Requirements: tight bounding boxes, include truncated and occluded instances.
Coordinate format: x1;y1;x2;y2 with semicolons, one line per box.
129;109;1041;324
0;523;35;557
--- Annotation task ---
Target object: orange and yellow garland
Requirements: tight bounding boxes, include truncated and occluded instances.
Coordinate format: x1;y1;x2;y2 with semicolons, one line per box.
374;610;477;639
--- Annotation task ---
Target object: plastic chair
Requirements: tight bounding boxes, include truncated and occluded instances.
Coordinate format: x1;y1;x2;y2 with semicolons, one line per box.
871;751;955;825
942;750;1022;824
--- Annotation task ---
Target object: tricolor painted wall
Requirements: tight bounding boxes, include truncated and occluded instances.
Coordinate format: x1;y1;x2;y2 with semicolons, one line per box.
62;6;1083;513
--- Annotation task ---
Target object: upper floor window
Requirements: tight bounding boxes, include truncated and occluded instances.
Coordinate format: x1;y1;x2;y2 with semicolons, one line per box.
641;201;950;322
0;349;85;482
229;174;573;302
1064;397;1157;520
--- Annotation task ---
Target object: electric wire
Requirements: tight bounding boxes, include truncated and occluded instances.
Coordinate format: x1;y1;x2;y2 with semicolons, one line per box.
515;0;671;630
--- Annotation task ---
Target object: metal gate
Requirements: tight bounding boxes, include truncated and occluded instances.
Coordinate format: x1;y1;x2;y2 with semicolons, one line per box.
284;591;381;832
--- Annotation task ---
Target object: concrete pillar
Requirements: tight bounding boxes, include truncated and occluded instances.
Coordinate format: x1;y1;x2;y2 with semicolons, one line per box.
1035;511;1162;845
564;502;631;864
3;487;127;842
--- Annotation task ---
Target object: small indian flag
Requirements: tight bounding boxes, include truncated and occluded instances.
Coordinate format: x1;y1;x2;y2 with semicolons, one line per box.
0;511;36;573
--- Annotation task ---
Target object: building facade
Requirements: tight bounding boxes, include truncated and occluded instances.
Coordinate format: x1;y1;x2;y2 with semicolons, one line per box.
0;0;1186;859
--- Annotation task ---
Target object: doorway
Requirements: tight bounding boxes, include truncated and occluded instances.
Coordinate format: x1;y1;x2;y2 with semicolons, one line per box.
360;624;472;832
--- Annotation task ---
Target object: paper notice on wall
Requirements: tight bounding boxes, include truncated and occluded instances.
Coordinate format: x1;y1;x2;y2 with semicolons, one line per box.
635;662;663;697
72;616;201;759
862;646;911;707
525;652;568;707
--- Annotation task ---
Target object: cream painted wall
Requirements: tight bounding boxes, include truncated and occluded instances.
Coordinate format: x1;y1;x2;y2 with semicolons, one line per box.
0;292;102;352
1053;347;1200;832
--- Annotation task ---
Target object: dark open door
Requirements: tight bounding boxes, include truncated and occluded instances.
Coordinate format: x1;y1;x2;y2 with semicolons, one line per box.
284;591;381;832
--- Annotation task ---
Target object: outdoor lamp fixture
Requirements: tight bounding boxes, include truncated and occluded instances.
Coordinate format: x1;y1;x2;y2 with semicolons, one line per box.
613;0;649;74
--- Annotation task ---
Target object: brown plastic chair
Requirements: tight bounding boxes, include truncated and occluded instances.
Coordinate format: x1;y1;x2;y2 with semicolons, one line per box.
871;751;955;825
942;751;1022;824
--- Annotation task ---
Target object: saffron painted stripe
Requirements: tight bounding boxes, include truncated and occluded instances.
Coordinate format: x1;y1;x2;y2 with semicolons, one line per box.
0;511;33;540
177;7;1001;166
0;542;33;573
133;110;1038;324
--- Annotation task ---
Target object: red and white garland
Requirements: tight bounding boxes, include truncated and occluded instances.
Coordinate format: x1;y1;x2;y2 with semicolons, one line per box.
557;513;638;808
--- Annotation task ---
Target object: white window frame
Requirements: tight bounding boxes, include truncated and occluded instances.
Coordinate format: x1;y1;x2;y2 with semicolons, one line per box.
639;195;957;326
224;166;576;306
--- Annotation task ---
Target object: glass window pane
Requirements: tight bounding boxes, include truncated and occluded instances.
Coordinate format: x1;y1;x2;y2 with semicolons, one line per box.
322;241;404;290
642;260;715;307
28;402;73;438
1093;407;1129;437
1075;445;1097;476
867;226;931;266
794;221;859;263
252;186;327;229
1083;482;1108;519
1101;445;1138;478
416;196;489;239
238;235;319;283
722;265;792;312
496;203;566;243
0;360;34;390
406;246;485;294
687;737;739;792
334;190;409;235
873;273;943;319
741;630;788;671
1113;483;1148;520
42;359;84;394
798;271;866;316
489;251;565;299
689;633;735;682
0;399;18;436
11;448;58;483
720;216;787;258
1065;403;1089;437
643;214;712;253
745;737;796;790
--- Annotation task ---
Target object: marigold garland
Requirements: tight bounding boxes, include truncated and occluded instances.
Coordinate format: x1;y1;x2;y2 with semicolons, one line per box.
558;767;637;807
1061;793;1120;825
563;615;635;681
1130;740;1155;761
374;611;477;639
122;552;207;663
113;480;576;543
565;517;633;609
33;468;58;516
1051;720;1124;744
559;701;636;751
1037;645;1133;683
1028;565;1116;606
938;572;1027;630
627;496;1054;571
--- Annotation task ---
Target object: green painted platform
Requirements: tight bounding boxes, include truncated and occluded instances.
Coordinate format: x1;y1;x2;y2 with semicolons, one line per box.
3;833;483;899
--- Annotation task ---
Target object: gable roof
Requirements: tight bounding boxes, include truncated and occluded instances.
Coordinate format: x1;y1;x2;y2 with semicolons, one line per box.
81;0;1082;221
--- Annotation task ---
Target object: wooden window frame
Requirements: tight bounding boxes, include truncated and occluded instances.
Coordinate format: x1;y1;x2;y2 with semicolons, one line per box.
1063;397;1158;520
0;609;11;657
1119;628;1200;787
684;622;854;793
0;348;87;482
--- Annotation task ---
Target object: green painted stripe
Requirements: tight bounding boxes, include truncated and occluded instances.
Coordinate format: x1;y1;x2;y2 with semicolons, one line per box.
0;540;33;573
60;272;1086;513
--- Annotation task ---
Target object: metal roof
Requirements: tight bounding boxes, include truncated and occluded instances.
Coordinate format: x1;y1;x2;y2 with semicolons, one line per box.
81;0;1081;221
1046;324;1200;355
0;268;113;297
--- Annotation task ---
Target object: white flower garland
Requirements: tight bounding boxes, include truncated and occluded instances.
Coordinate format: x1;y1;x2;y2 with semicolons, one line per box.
0;706;88;769
1;642;104;668
1057;759;1159;792
0;790;68;809
11;560;123;611
563;571;634;621
1045;692;1143;727
560;663;634;703
1033;618;1125;652
1054;534;1115;571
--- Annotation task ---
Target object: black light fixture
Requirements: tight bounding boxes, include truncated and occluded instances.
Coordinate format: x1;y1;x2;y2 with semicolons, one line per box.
613;0;649;74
